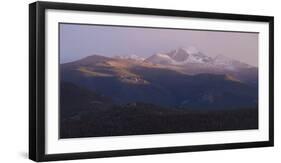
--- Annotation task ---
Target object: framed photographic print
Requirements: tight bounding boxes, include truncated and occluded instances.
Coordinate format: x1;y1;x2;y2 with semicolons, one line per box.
29;1;274;162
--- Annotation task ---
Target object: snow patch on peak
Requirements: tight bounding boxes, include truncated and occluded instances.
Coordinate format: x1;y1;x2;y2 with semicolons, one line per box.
114;54;145;61
155;53;172;59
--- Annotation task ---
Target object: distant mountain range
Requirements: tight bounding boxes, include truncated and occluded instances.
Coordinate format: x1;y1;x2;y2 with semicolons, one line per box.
145;47;252;69
60;47;258;109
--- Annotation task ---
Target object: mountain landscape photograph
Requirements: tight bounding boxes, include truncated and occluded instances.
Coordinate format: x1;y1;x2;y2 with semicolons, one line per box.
59;23;259;139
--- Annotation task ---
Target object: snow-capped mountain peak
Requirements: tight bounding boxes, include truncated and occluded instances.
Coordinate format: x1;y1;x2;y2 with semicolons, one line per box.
145;47;212;65
144;47;253;70
167;48;190;62
165;47;213;64
144;53;174;65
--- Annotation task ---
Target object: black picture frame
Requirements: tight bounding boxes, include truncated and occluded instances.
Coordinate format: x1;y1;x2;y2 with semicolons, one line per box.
29;1;274;162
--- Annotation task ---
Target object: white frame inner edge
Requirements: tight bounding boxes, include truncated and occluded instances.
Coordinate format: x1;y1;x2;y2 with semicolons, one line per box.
46;9;269;154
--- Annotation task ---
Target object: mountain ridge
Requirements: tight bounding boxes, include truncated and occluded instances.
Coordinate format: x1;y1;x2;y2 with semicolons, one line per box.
62;47;257;85
145;47;254;70
60;50;258;109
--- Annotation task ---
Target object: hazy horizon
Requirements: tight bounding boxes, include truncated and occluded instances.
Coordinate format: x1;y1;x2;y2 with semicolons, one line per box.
60;23;258;66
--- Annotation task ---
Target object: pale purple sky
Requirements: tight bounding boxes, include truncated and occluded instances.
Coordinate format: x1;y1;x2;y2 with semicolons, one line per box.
60;23;258;66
